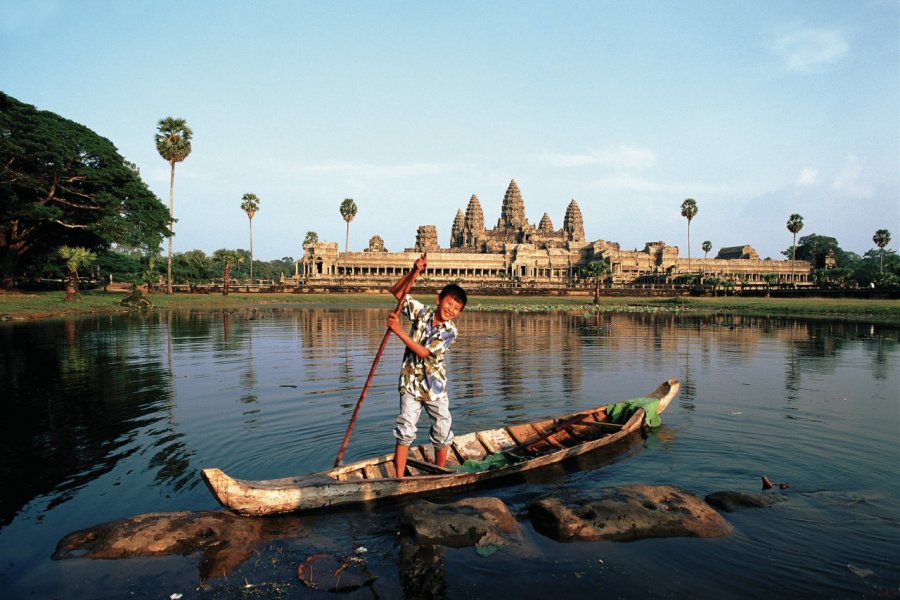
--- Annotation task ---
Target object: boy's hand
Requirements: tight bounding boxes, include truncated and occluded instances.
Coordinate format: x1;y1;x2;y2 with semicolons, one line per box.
387;313;403;334
414;255;427;273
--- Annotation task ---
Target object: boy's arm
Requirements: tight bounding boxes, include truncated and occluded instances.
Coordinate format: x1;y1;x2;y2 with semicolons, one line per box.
387;313;431;359
390;255;427;301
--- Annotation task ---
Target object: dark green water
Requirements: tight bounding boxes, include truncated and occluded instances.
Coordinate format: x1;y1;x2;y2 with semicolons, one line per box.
1;308;898;598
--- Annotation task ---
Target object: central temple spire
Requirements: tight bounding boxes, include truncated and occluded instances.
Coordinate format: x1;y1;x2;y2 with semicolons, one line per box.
496;179;527;230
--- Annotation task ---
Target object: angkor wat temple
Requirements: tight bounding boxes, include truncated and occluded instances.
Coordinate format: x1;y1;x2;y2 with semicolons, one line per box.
297;179;811;291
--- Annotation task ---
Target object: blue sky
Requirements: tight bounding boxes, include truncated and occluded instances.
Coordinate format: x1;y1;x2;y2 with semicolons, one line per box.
2;0;897;261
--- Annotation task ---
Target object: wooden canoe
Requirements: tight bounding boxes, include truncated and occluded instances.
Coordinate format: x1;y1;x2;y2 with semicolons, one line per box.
202;377;680;516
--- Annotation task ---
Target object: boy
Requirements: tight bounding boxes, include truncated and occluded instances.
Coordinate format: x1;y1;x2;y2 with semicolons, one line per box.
386;255;467;478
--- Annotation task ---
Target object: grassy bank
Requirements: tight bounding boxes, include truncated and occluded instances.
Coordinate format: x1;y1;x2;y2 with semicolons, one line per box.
2;289;899;324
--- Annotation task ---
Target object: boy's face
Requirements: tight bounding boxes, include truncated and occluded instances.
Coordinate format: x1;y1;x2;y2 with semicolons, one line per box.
435;293;464;323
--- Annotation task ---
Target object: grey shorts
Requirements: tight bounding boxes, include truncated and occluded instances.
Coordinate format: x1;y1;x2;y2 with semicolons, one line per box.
393;392;454;448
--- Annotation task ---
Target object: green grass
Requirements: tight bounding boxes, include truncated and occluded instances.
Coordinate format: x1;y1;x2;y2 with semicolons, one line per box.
2;289;899;324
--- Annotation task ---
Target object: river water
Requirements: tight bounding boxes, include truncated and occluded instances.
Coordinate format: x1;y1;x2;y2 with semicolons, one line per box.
1;306;898;598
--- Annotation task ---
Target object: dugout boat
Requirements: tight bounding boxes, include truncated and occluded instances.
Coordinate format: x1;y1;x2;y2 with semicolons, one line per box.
202;377;680;516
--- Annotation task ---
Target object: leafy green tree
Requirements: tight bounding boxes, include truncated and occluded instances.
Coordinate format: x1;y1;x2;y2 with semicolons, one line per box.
0;92;169;290
873;229;891;276
172;250;212;289
58;245;97;301
212;249;243;296
680;199;698;275
303;231;319;247
240;193;261;281
339;198;357;253
155;117;193;295
702;240;712;259
791;234;841;269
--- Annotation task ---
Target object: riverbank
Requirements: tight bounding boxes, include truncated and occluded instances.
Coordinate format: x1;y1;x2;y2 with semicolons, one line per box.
2;289;899;324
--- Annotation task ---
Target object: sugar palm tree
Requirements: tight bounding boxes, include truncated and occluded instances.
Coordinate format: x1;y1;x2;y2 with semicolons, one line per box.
583;260;611;304
786;214;804;261
240;193;261;281
873;229;891;276
786;213;804;283
303;231;319;247
213;249;243;296
339;198;357;254
58;246;97;301
702;240;712;259
680;199;698;276
155;117;193;295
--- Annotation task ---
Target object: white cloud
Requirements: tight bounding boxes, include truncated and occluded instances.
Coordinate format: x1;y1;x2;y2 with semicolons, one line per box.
298;161;447;179
772;27;849;71
587;174;739;196
797;168;818;186
541;144;657;169
832;155;875;198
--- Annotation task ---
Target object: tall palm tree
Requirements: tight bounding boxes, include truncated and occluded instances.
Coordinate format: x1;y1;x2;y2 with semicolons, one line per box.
339;198;357;254
786;213;804;282
786;214;804;261
155;117;193;295
873;229;891;276
240;193;261;281
58;246;97;302
680;198;698;277
702;240;712;259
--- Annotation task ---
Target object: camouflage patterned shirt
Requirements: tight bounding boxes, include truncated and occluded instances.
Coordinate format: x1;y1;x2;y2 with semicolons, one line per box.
397;295;458;401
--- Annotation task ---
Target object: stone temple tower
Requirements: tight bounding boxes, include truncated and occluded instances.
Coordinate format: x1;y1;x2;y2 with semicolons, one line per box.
496;179;528;230
463;194;485;247
563;199;585;242
450;209;465;248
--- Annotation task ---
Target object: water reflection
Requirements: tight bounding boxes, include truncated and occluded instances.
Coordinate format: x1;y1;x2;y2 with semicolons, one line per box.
1;306;898;598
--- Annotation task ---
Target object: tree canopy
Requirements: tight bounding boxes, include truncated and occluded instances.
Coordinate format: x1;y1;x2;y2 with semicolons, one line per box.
0;92;170;289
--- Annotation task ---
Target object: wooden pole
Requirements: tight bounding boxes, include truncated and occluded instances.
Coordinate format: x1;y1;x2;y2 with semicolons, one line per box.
334;255;425;466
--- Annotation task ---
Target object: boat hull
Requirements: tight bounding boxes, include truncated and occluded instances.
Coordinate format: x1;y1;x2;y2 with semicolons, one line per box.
202;377;680;515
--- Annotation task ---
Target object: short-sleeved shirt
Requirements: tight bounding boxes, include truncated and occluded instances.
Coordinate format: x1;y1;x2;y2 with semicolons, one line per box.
398;295;458;402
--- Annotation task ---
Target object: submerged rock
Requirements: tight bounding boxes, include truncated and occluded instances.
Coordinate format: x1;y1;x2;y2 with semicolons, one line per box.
528;484;733;542
399;496;523;551
705;491;787;512
53;510;306;579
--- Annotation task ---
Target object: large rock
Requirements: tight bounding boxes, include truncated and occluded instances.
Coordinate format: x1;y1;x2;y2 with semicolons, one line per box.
399;496;523;552
53;510;306;579
705;491;787;512
528;484;732;542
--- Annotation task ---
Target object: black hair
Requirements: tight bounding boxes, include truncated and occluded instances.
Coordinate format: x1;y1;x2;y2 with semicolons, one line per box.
439;283;468;309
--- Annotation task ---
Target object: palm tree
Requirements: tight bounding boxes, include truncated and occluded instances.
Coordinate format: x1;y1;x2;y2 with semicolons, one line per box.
155;117;193;295
873;229;891;276
240;193;261;281
303;231;319;247
212;249;243;296
339;198;357;254
786;214;804;261
680;198;698;277
702;240;712;259
786;213;804;284
583;260;611;304
58;246;97;301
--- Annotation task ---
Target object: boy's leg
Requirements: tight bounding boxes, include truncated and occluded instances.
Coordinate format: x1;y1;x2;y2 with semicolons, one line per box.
422;395;453;466
434;446;449;467
393;393;421;479
394;443;410;479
